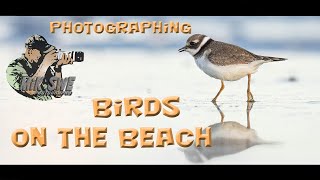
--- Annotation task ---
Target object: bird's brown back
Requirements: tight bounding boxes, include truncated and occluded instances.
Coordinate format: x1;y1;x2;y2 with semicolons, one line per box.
204;41;260;66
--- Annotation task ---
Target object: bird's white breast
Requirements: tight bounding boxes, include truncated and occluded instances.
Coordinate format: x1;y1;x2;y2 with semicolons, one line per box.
194;56;265;81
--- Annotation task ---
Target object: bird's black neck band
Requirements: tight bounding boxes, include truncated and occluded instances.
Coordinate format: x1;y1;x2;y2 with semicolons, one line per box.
194;38;214;57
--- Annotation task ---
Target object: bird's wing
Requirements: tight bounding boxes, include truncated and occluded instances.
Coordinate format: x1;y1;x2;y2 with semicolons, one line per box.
207;41;259;66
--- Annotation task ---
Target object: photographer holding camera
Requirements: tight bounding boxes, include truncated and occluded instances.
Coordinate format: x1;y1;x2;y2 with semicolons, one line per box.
6;34;74;101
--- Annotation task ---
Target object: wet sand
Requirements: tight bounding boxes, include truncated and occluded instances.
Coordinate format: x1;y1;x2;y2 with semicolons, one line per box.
0;48;319;164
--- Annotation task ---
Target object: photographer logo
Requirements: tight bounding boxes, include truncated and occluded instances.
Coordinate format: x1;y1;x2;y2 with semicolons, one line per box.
20;76;76;97
6;34;84;101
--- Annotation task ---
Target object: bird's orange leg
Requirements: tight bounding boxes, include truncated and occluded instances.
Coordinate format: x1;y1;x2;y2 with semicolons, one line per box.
212;80;224;102
247;74;255;102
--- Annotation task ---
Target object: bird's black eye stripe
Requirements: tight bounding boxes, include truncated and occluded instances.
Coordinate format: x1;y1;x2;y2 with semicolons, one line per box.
190;42;196;46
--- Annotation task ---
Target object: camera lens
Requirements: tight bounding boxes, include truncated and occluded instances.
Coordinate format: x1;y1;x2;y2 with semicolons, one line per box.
72;51;84;62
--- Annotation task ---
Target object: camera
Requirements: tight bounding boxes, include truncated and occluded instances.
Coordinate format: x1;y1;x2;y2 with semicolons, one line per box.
57;49;84;62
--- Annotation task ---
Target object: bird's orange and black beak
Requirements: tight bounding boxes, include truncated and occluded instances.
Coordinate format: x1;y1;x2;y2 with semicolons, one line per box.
178;46;186;52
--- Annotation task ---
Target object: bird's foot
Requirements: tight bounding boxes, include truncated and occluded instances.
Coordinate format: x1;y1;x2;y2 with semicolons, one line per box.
211;98;217;103
247;92;255;102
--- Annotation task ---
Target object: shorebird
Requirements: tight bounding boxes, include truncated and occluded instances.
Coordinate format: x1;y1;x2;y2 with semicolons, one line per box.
179;34;287;102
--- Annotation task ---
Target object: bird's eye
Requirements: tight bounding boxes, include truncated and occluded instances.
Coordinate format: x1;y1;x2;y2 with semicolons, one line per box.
190;42;196;46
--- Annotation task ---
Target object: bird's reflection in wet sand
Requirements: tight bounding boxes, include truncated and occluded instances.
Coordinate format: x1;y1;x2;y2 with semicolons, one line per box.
183;102;271;163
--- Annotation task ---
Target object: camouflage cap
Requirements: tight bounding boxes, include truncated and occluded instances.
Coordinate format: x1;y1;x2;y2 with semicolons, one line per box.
25;34;52;52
